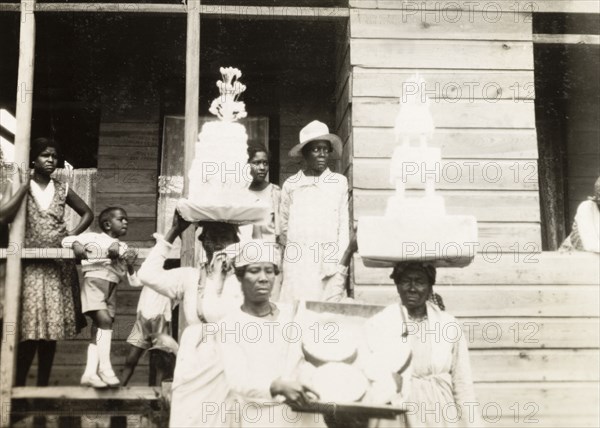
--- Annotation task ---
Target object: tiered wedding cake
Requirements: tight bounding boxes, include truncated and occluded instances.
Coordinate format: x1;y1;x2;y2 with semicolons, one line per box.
358;75;477;267
176;67;269;224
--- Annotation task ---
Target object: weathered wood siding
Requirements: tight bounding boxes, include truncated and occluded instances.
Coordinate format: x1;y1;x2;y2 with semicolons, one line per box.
349;3;540;254
348;2;599;427
353;251;600;427
96;122;159;246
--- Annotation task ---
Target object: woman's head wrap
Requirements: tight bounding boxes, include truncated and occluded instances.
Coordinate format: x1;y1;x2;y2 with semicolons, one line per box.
390;262;436;285
390;262;445;311
231;240;281;269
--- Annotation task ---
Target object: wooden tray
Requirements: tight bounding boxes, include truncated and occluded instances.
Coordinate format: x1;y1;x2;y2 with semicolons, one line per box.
290;401;405;419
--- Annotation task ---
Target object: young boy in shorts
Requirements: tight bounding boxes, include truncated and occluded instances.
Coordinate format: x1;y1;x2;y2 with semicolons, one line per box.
62;206;139;388
121;276;178;386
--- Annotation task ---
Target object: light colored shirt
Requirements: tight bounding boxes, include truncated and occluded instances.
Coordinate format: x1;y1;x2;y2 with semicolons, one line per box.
217;304;325;427
249;183;280;243
137;233;241;327
367;302;481;427
561;200;600;253
62;232;139;285
129;281;176;321
279;168;350;302
280;168;349;260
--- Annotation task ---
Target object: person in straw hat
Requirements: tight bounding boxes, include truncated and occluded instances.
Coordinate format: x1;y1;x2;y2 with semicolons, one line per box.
279;120;350;303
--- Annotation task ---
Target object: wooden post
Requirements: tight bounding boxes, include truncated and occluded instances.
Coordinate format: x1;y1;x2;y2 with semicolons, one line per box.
0;1;36;426
179;0;200;337
181;0;200;266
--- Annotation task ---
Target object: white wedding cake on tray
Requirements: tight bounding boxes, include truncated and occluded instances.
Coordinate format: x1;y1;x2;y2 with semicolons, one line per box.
177;67;269;224
358;75;477;268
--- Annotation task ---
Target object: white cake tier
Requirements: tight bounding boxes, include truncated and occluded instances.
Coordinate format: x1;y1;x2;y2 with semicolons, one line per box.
188;121;252;200
357;214;478;268
188;162;252;200
390;146;441;188
385;195;445;217
176;190;270;224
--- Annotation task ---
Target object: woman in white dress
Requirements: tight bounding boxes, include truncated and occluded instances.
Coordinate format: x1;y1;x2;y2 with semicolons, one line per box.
215;240;325;427
367;262;481;427
279;121;349;302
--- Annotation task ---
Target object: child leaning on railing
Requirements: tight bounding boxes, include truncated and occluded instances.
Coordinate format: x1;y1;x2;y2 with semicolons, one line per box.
62;206;139;388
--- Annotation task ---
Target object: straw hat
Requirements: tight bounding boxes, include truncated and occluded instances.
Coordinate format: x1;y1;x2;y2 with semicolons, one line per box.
289;120;342;159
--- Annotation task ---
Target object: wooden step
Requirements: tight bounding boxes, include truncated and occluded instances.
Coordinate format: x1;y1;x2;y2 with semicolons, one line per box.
24;365;150;388
11;386;164;418
354;252;600;285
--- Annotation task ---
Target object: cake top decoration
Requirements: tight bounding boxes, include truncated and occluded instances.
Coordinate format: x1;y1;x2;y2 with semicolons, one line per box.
394;73;435;144
209;67;248;122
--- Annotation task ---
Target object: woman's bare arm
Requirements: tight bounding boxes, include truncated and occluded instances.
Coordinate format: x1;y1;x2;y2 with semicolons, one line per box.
65;188;94;235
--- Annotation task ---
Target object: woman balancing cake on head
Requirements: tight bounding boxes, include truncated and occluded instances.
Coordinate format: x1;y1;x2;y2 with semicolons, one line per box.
136;212;245;427
176;67;270;226
16;137;93;387
365;263;481;427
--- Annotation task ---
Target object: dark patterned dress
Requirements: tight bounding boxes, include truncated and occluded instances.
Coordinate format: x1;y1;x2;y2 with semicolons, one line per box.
20;179;85;341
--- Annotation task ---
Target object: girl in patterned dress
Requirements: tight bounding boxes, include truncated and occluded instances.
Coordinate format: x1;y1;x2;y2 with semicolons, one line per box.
15;137;93;386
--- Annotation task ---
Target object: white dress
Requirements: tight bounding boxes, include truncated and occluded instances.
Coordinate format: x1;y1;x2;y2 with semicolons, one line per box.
217;304;326;427
367;302;481;427
279;168;349;302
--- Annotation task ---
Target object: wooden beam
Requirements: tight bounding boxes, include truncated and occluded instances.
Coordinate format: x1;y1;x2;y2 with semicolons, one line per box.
0;248;177;260
180;0;200;277
0;1;36;426
349;0;600;14
533;34;600;45
11;387;165;422
11;386;161;400
0;3;349;18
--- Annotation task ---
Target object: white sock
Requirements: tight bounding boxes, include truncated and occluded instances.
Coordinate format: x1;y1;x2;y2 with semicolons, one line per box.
96;328;114;373
82;343;99;378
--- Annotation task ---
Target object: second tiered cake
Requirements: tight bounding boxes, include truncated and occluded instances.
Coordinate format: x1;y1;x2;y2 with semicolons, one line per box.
358;75;477;267
176;67;269;224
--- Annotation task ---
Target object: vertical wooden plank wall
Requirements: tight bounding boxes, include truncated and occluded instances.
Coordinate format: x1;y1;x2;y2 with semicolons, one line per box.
96;123;159;246
349;1;540;254
336;19;353;216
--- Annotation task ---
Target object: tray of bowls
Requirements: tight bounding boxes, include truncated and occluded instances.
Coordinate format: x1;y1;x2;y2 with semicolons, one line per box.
291;301;409;420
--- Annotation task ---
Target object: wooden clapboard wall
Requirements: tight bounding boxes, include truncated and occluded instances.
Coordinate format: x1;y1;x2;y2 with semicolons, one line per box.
348;2;540;254
347;2;599;427
336;19;353;215
353;252;600;427
95;122;159;246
